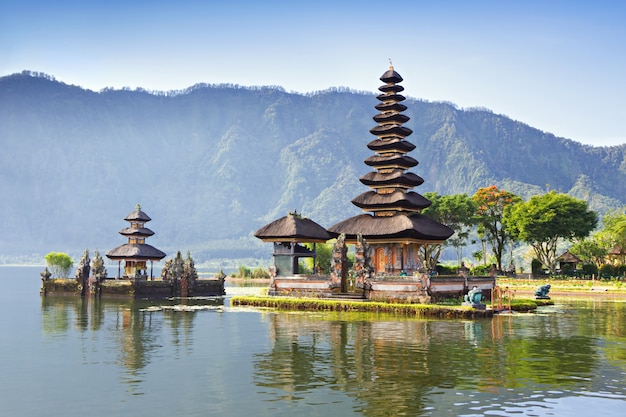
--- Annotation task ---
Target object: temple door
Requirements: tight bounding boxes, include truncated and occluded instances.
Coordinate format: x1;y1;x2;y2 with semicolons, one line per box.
375;247;386;274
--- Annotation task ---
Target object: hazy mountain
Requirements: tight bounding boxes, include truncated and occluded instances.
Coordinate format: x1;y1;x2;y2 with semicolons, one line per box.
1;71;625;262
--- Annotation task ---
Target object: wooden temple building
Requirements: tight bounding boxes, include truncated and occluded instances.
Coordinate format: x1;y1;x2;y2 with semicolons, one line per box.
255;66;496;302
106;204;166;279
555;249;581;272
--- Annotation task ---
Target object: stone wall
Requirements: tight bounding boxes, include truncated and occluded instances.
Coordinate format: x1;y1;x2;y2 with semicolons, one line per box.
41;277;225;299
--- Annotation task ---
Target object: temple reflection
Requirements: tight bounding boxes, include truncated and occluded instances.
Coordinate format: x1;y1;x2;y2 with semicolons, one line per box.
254;312;601;415
40;295;224;392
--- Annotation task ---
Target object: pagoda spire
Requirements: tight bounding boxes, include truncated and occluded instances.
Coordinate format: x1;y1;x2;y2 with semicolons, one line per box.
328;66;453;254
353;65;429;216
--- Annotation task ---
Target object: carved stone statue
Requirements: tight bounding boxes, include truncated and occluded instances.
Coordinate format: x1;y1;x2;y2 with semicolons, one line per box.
330;234;347;290
534;283;551;299
160;251;191;296
161;259;174;281
40;267;51;281
75;249;91;295
463;286;485;309
89;250;107;295
182;251;198;288
91;251;107;282
354;234;373;291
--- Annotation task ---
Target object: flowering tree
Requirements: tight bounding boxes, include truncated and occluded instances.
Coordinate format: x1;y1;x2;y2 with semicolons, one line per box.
472;186;521;271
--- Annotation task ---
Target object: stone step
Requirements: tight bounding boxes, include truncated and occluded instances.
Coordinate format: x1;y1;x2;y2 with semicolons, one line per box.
325;292;366;301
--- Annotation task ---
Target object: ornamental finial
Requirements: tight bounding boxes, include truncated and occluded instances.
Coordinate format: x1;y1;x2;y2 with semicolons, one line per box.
388;58;393;70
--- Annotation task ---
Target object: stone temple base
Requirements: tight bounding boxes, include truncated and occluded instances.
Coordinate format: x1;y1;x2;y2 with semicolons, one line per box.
41;278;225;298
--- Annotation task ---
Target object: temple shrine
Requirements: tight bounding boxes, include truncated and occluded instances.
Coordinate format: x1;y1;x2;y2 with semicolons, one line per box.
328;65;454;275
106;204;166;279
255;65;495;301
41;204;225;298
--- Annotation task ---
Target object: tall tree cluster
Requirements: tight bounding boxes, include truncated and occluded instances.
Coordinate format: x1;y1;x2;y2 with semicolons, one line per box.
422;186;601;274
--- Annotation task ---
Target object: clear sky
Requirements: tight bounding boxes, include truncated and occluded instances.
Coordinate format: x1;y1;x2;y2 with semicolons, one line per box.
2;0;625;146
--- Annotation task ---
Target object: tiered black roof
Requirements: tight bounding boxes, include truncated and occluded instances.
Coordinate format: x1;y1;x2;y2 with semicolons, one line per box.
329;66;453;242
106;205;166;261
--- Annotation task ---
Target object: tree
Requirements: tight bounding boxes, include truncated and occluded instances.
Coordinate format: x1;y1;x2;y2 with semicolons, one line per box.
472;186;521;271
506;192;598;274
422;192;478;265
44;252;74;278
304;241;333;274
573;210;626;269
601;210;626;251
570;238;608;269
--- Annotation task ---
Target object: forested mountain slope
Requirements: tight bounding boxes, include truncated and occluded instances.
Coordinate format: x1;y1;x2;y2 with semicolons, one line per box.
1;72;624;261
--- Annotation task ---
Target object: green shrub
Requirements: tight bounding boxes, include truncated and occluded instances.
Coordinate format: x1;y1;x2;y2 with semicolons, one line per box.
237;265;251;278
470;264;489;276
531;259;544;276
600;264;615;278
560;263;574;276
581;263;598;278
44;252;74;278
251;267;270;279
436;264;456;275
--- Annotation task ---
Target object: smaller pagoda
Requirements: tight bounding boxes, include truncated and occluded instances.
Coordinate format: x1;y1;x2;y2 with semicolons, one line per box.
106;204;166;279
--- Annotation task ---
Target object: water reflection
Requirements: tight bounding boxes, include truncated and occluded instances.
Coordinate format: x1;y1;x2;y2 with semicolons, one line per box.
35;288;626;416
40;295;224;393
253;303;625;416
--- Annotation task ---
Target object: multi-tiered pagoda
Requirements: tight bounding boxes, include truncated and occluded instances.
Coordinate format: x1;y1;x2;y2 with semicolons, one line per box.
329;65;453;275
106;204;166;279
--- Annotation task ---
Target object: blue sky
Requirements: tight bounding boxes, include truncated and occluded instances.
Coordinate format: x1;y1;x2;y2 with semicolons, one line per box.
2;0;625;146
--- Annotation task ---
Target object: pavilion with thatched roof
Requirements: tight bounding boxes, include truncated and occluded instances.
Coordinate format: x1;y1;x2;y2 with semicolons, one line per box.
555;249;581;272
254;211;331;276
106;204;166;279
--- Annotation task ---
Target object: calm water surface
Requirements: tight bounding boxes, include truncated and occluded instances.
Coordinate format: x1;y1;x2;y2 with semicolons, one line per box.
1;267;625;416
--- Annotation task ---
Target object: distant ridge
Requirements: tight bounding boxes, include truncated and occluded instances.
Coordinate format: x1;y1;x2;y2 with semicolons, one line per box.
0;71;624;260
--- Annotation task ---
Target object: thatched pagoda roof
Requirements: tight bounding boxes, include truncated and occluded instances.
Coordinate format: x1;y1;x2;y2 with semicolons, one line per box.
375;92;406;102
254;213;331;243
124;207;152;222
352;190;431;211
380;67;403;83
360;170;424;188
609;245;625;255
369;124;413;137
119;227;155;237
367;137;415;153
556;249;581;263
106;243;166;260
378;83;404;93
328;213;454;242
364;154;418;169
375;102;407;113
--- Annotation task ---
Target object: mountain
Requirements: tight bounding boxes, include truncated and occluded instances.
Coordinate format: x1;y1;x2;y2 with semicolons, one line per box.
1;71;625;262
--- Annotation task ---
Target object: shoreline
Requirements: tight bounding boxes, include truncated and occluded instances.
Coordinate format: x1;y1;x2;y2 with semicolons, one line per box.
510;289;626;299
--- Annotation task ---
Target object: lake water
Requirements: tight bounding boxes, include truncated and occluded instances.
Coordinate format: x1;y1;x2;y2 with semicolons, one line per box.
1;266;625;417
